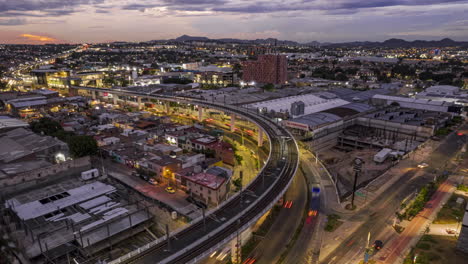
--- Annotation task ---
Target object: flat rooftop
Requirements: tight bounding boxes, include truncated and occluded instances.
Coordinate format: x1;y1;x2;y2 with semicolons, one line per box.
184;172;226;190
5;178;151;259
246;93;349;117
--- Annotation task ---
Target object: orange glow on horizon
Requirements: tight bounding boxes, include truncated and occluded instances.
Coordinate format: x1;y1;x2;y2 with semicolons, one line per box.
20;34;57;42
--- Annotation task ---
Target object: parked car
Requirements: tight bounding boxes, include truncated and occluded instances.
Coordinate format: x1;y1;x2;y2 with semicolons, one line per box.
165;187;176;194
148;178;158;185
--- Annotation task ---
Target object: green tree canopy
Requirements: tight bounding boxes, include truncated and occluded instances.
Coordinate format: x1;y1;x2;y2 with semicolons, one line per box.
68;135;98;158
262;83;275;92
30;117;62;136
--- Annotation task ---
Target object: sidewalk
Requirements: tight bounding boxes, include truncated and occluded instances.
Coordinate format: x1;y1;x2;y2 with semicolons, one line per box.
376;177;457;264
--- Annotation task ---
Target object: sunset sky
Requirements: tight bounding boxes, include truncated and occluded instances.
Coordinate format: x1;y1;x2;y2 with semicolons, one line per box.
1;0;468;44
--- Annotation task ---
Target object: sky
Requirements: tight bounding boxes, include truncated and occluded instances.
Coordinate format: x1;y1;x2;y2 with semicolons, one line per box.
0;0;468;44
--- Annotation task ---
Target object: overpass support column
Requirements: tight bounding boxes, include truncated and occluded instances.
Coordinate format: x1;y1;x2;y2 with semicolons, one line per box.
113;95;118;105
165;102;170;114
198;107;203;121
230;227;253;264
230;114;236;132
91;90;96;100
137;97;142;110
69;87;78;96
258;129;264;147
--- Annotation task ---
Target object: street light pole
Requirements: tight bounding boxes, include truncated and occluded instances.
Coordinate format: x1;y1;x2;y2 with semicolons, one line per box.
351;157;364;209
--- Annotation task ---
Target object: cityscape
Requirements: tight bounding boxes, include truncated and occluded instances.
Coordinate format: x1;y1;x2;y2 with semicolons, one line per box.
1;1;468;264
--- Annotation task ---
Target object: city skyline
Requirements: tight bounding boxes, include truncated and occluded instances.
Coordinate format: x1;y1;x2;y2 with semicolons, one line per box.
1;0;468;44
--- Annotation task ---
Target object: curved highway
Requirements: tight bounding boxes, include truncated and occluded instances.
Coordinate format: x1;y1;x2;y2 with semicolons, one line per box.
74;86;300;264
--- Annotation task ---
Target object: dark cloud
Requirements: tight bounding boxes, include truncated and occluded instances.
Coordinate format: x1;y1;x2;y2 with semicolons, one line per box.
0;0;105;12
121;3;161;11
0;0;105;18
212;0;468;14
0;18;27;26
95;9;110;13
163;0;226;4
336;0;467;9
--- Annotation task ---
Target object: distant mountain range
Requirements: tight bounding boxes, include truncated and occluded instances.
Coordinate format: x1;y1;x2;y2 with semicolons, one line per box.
323;38;468;48
152;35;468;48
171;35;300;46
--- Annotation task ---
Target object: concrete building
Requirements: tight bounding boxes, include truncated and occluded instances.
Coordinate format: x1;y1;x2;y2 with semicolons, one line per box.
284;102;451;152
424;85;460;95
415;85;468;107
242;54;288;84
146;156;182;183
184;171;231;206
194;71;238;87
30;68;70;89
0;157;91;195
372;94;462;114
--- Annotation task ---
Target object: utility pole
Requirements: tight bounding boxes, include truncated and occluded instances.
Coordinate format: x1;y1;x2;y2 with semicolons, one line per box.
239;171;244;207
166;224;170;252
236;219;241;264
350;157;364;209
202;207;206;232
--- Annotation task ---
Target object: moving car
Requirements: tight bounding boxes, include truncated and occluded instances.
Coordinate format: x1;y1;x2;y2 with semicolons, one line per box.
373;240;383;250
418;163;429;169
165;186;176;194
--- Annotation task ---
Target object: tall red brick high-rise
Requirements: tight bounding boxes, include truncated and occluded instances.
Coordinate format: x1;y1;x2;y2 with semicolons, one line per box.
242;54;287;84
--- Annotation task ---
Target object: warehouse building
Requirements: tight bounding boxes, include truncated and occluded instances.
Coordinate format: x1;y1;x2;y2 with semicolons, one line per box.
3;178;152;263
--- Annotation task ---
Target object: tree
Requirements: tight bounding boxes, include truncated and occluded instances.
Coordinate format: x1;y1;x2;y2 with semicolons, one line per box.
345;68;359;75
262;83;275;92
331;59;338;69
232;63;242;73
68;135;98;158
234;154;243;164
335;73;348;81
418;71;434;81
232;178;242;190
30;117;62;136
392;64;415;78
453;79;464;88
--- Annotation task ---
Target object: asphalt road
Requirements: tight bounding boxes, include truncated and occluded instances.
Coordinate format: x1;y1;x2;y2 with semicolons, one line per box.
282;151;326;264
320;126;467;264
252;168;307;264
